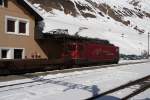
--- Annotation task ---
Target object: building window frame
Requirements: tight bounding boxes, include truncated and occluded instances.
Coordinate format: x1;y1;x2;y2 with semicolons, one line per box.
1;49;11;59
0;47;25;59
0;0;4;7
5;16;29;36
6;18;17;33
14;48;25;59
0;47;14;59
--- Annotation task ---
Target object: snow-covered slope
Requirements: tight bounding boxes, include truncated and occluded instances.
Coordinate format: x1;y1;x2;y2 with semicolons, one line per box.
27;0;150;55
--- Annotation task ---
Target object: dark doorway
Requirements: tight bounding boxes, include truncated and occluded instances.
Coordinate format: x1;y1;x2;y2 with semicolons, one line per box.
14;49;23;59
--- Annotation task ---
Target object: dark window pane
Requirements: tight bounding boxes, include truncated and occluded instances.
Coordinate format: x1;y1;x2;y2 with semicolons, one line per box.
14;49;23;59
19;22;26;33
7;20;15;32
1;50;8;58
0;0;3;6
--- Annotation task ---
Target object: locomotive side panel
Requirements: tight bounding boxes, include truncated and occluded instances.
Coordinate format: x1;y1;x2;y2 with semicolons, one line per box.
60;40;119;66
101;45;119;63
82;43;103;62
78;42;119;64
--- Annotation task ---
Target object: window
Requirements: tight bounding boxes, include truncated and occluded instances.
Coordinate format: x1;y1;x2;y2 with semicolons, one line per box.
14;49;23;59
0;48;25;59
1;49;12;59
5;16;29;35
19;21;26;34
1;49;8;59
0;0;4;7
7;19;15;32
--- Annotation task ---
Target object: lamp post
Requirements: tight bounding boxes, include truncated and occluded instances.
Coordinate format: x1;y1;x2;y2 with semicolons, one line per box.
148;32;150;59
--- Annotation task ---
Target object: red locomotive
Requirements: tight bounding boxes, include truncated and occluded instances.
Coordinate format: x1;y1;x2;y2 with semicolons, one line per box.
61;39;119;66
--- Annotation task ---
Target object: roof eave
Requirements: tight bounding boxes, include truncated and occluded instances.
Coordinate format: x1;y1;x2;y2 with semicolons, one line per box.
17;0;43;21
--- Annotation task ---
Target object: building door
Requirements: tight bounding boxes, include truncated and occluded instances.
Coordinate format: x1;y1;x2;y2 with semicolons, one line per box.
14;49;23;59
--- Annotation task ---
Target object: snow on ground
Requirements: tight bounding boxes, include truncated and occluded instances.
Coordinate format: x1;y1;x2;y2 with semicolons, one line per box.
0;61;150;100
119;59;149;63
131;89;150;99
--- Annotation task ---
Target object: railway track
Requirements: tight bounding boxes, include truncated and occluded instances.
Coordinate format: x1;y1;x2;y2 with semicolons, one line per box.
0;60;149;99
0;60;149;82
86;75;150;100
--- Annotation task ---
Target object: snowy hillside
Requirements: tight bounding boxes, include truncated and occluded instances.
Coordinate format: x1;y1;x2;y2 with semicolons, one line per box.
26;0;150;55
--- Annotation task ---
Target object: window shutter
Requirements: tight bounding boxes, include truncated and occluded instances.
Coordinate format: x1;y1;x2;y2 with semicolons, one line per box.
4;0;8;7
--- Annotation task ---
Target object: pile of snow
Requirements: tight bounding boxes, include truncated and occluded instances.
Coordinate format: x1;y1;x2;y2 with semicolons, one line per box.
25;0;150;55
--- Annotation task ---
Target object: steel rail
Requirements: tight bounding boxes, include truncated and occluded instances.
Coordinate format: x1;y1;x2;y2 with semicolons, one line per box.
86;75;150;100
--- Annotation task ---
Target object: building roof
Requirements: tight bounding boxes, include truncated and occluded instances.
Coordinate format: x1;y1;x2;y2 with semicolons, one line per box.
16;0;43;21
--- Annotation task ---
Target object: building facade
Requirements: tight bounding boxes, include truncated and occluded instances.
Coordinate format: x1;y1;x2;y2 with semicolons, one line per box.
0;0;47;59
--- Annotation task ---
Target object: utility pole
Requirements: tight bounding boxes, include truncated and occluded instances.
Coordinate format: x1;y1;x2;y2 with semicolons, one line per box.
139;42;142;56
148;32;150;59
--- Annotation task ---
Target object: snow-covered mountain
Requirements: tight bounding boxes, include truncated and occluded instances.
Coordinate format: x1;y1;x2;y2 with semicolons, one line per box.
26;0;150;55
